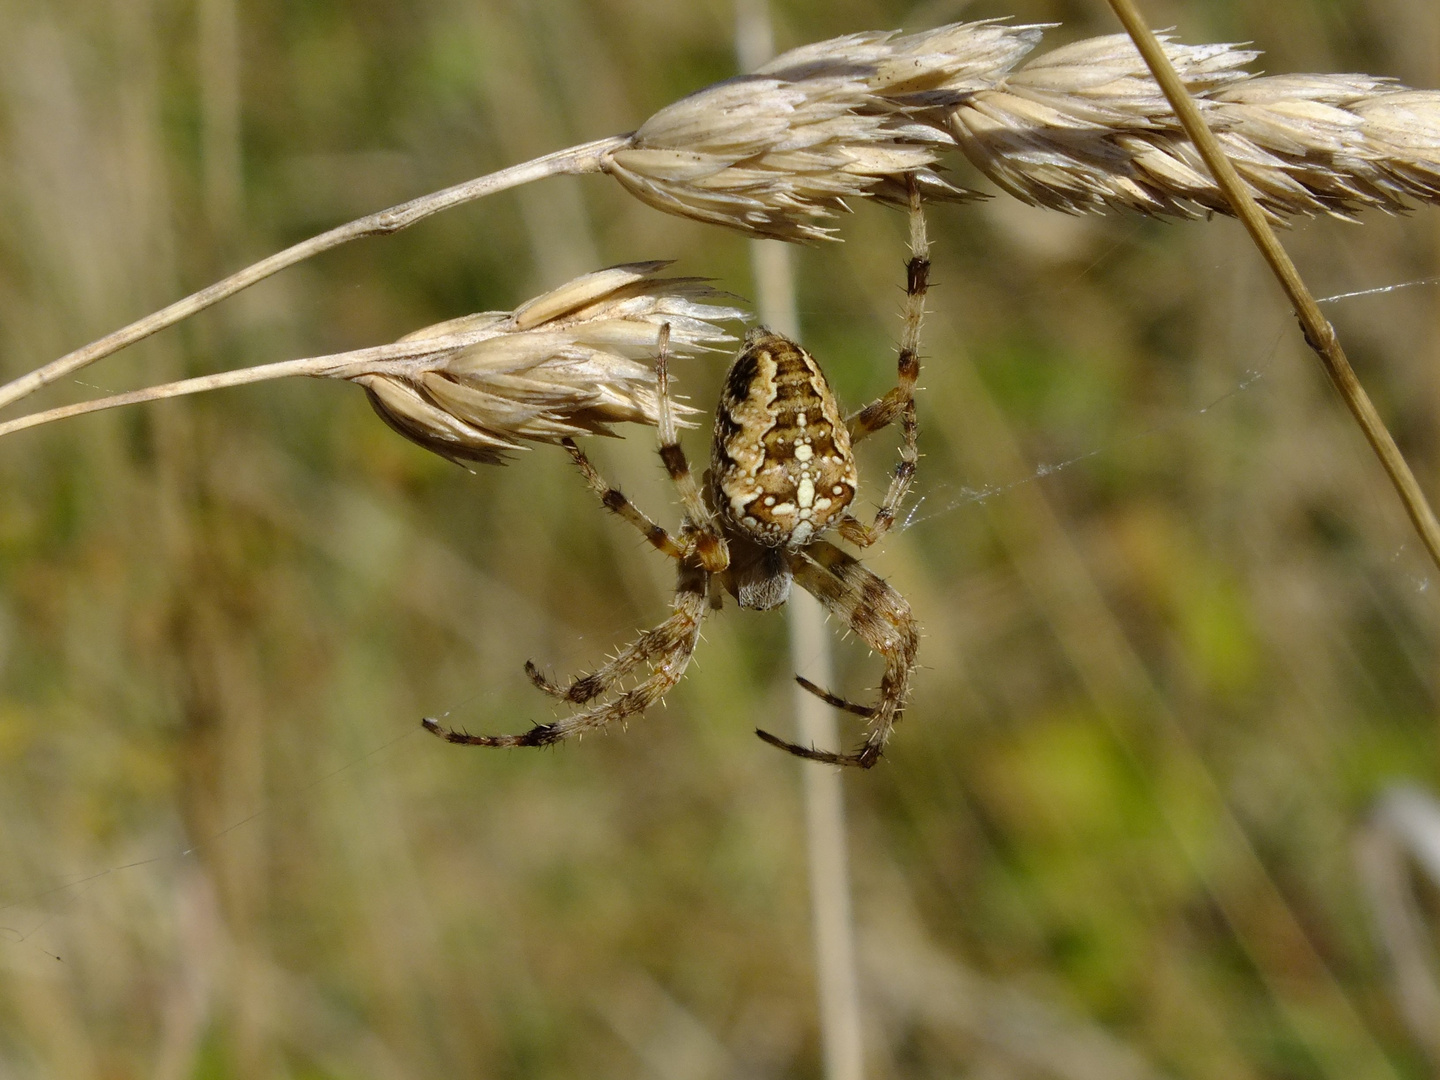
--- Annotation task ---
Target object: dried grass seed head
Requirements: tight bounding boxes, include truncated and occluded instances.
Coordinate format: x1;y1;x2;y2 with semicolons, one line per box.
1358;90;1440;196
601;19;1044;240
1214;77;1440;213
946;32;1262;216
596;19;1440;237
944;32;1440;221
356;263;744;465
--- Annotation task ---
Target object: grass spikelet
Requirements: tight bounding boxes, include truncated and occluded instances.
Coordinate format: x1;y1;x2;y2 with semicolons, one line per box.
601;20;1044;240
0;263;745;460
946;32;1440;222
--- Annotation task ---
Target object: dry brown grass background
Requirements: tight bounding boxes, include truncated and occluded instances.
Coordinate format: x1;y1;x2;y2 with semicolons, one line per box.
2;0;1440;1076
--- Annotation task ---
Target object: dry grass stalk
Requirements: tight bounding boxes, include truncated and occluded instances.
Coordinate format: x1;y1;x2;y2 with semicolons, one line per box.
0;21;1042;408
7;18;1440;415
0;136;629;414
0;263;744;461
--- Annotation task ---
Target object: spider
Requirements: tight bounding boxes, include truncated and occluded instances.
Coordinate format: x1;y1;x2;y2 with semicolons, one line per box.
424;188;928;768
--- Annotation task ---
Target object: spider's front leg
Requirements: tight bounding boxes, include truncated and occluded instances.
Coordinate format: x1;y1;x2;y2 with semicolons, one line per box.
654;323;728;574
838;176;928;549
516;436;687;705
523;525;716;707
558;437;687;562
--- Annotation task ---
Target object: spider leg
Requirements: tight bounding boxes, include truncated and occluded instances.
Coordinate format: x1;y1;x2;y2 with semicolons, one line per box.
838;176;928;549
561;437;685;561
846;176;928;447
836;399;917;549
523;639;651;704
755;540;919;768
655;324;729;574
424;564;709;748
795;675;875;717
436;328;727;735
523;547;717;703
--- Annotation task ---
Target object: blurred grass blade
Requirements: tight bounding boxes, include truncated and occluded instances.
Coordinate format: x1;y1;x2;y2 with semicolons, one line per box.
1356;786;1440;1065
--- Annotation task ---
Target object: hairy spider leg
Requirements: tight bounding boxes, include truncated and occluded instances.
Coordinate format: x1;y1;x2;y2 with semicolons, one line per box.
429;323;726;736
524;433;687;702
839;176;928;549
559;437;685;561
424;562;709;747
655;324;729;573
524;325;727;705
845;177;929;447
522;529;716;704
793;676;874;717
755;540;919;768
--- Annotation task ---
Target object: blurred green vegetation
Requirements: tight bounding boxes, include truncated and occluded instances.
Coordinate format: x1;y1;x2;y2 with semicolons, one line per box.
2;0;1440;1076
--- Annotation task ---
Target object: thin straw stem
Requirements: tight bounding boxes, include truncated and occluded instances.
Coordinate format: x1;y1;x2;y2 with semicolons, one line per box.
0;357;343;437
736;7;865;1079
1104;0;1440;574
788;585;865;1080
760;230;864;1080
0;329;486;439
0;135;627;414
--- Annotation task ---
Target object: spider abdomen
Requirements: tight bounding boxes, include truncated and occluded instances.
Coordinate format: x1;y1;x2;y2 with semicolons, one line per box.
710;329;857;549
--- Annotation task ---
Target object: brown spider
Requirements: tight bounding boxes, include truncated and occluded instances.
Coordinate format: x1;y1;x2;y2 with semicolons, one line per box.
424;189;927;767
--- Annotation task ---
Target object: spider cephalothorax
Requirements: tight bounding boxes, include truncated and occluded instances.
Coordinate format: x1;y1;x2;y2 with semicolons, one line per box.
425;184;928;768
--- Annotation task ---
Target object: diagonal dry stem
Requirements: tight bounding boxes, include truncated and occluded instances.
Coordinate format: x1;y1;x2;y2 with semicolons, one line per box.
0;136;626;414
1104;0;1440;574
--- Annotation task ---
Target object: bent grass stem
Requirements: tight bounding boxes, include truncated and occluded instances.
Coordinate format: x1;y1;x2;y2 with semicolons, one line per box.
0;136;626;414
